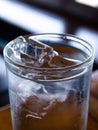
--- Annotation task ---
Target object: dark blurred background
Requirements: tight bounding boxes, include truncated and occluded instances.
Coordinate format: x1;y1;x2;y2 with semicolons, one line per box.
0;0;98;107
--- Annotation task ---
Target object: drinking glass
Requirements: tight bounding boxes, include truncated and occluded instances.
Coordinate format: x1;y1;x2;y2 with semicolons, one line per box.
3;33;95;130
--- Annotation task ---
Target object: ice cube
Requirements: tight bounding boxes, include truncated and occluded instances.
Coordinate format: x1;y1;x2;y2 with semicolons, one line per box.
20;95;55;119
20;36;58;67
8;36;27;63
20;36;77;68
12;36;26;53
9;35;78;69
16;80;47;102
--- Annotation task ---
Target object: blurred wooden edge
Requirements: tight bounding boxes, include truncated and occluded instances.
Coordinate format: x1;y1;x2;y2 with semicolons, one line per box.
87;93;98;130
0;105;12;130
87;115;98;130
89;95;98;120
0;105;10;111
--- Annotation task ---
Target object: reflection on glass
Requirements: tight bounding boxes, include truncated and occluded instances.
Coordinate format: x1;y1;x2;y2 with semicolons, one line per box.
75;0;98;8
0;0;65;33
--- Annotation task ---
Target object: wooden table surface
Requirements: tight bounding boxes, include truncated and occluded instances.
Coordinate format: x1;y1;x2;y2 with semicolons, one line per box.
0;71;98;130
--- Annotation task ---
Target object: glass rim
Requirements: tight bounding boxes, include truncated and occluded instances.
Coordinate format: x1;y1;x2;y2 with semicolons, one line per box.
3;33;95;71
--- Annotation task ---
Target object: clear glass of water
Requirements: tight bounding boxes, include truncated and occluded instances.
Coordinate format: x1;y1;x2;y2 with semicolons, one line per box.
3;33;94;130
